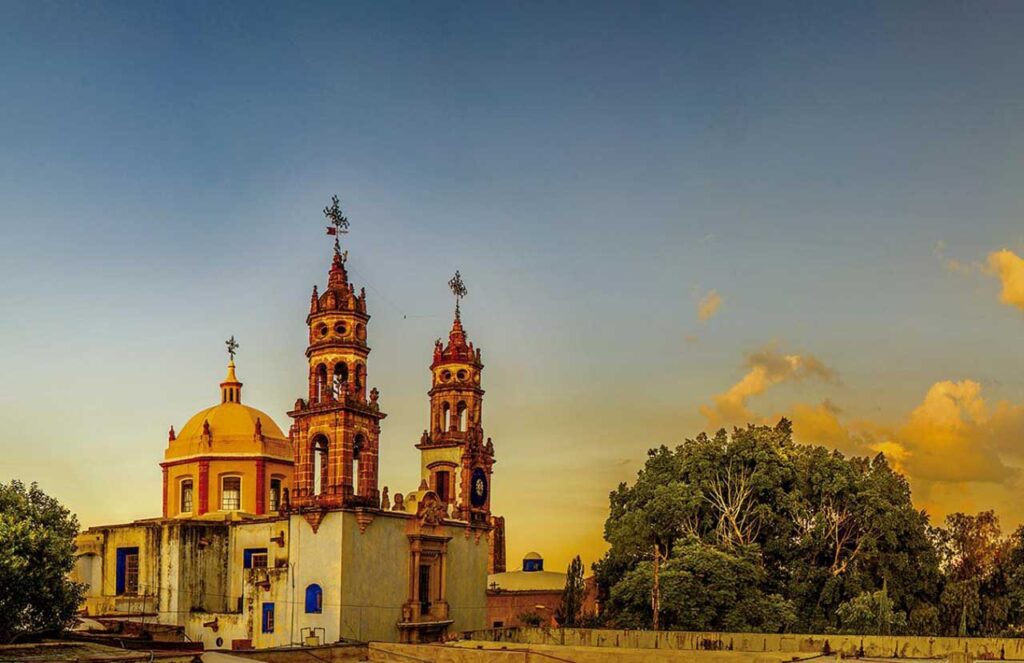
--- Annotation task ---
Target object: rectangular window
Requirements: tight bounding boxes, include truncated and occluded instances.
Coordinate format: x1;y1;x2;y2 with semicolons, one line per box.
115;547;140;595
244;548;269;569
269;478;281;512
180;479;193;513
261;603;275;633
435;471;449;502
221;477;241;511
418;563;432;615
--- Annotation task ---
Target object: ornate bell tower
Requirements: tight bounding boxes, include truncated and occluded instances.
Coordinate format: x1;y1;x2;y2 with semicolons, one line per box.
416;272;495;525
288;197;385;510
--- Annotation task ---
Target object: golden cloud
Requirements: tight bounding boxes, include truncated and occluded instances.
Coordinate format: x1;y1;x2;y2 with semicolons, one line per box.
700;343;838;428
987;249;1024;311
697;289;723;322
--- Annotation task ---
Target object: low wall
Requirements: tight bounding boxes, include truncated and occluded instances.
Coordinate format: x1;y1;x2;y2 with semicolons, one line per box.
370;642;805;663
469;627;1024;659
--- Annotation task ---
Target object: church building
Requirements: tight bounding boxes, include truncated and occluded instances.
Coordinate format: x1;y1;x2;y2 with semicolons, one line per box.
72;201;505;649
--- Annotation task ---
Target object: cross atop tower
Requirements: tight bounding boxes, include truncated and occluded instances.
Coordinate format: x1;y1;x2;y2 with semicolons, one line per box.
225;335;239;361
449;270;468;320
323;195;350;263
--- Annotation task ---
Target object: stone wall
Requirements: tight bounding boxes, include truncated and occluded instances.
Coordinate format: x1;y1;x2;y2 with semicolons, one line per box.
469;626;1024;659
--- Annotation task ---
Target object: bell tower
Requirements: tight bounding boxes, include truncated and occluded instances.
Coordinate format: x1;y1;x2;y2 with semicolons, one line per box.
288;197;385;509
416;272;495;525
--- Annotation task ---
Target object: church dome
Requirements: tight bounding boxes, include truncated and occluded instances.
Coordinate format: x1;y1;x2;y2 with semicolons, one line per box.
164;360;289;462
177;401;286;443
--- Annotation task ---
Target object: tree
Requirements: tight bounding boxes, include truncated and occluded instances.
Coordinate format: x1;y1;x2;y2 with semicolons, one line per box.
836;582;908;635
596;421;942;634
0;480;85;642
934;511;1005;636
555;555;586;627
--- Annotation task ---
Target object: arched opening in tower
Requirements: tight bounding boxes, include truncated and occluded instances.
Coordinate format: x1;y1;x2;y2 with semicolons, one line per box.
352;434;364;496
443;402;451;431
333;362;348;397
312;435;328;496
457;401;468;432
316;364;328;402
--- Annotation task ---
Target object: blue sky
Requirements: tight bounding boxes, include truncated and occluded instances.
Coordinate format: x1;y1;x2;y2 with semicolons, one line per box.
2;1;1024;567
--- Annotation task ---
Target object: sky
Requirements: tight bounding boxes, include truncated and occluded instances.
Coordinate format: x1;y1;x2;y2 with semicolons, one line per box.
2;1;1024;573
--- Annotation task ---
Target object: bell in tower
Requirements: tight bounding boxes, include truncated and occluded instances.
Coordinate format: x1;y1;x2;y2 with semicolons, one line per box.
416;271;495;525
288;197;386;510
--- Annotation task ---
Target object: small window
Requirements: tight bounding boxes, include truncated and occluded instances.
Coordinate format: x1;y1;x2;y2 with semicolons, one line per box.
334;323;346;335
441;370;452;382
180;479;193;513
221;477;241;511
457;369;467;381
262;603;275;633
269;478;281;512
244;548;269;569
318;325;328;337
116;547;140;595
305;584;323;613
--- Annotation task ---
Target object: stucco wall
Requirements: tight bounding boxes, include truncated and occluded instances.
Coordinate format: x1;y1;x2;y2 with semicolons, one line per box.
338;511;409;642
288;511;344;646
443;526;489;634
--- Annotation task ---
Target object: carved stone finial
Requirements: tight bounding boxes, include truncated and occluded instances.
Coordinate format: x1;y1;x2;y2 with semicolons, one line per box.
168;425;176;441
419;479;429;491
381;486;390;511
392;493;405;511
202;419;211;436
255;417;262;436
369;387;379;404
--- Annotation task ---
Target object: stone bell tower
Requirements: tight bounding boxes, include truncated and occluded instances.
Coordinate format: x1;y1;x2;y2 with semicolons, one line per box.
416;272;495;526
288;198;385;510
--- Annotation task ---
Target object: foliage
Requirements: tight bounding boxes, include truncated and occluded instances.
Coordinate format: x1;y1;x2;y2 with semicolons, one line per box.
517;611;542;627
555;555;586;627
836;582;908;635
0;480;85;643
606;538;795;631
596;421;941;634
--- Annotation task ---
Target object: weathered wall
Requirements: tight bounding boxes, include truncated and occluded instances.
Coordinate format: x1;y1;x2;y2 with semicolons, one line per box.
444;525;489;634
471;627;1024;659
486;590;562;628
338;510;408;642
289;510;344;646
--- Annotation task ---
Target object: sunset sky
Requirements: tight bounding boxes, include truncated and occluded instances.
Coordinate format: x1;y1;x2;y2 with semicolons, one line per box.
3;1;1024;572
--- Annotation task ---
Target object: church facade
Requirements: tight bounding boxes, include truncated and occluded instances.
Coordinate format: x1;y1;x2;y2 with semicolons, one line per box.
72;224;505;649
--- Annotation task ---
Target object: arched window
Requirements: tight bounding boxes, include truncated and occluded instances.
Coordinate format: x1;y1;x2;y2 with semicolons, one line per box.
443;403;451;431
269;477;282;512
312;436;328;496
352;435;364;496
305;584;323;613
180;478;194;513
354;364;365;393
457;402;468;432
333;363;348;397
316;364;328;402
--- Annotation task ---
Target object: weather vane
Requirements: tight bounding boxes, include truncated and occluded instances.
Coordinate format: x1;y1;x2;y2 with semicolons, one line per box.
225;335;239;361
448;270;468;319
323;195;350;263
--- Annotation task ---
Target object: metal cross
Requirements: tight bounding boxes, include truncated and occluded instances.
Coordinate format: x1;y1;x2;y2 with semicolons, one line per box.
323;195;350;258
448;270;467;318
225;335;239;361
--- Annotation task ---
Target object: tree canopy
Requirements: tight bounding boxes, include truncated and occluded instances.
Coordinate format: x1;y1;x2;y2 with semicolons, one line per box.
593;420;1024;636
0;480;84;643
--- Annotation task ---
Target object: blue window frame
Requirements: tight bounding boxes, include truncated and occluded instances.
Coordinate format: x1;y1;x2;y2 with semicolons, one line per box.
305;584;323;613
115;547;139;595
262;602;275;633
243;548;268;569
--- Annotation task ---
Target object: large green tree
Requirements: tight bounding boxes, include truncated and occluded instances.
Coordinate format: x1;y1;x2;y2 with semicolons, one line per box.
0;480;84;642
595;421;942;633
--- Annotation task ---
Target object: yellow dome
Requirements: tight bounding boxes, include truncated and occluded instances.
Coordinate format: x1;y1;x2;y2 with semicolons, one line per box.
177;401;286;442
